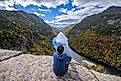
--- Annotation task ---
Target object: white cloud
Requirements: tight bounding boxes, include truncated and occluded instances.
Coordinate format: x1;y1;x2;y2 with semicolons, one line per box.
33;12;45;16
51;5;108;27
66;10;74;15
72;0;121;8
39;8;51;12
51;0;121;27
0;0;69;10
54;8;90;23
57;0;69;6
1;0;121;28
59;8;67;13
44;18;75;28
34;0;69;8
0;1;16;10
71;8;76;11
44;20;50;24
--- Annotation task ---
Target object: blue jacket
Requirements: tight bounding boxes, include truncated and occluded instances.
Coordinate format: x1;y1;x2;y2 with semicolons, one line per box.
53;53;72;76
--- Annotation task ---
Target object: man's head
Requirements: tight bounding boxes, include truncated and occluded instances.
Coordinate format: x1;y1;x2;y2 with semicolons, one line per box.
57;45;64;54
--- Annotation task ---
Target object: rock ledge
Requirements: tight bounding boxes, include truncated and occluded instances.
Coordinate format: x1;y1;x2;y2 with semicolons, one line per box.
0;54;121;81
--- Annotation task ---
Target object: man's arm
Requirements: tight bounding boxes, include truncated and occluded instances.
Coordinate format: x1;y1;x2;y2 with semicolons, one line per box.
66;55;72;65
68;56;72;62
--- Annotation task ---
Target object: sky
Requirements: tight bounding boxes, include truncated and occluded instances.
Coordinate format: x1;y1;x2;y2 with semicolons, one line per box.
0;0;121;28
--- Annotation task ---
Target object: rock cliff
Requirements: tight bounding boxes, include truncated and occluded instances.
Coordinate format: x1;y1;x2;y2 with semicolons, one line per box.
0;50;121;81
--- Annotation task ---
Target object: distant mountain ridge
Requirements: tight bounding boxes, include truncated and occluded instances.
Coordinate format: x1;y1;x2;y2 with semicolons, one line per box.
103;6;121;13
67;6;121;37
0;10;52;35
62;24;75;35
65;6;121;70
0;10;54;54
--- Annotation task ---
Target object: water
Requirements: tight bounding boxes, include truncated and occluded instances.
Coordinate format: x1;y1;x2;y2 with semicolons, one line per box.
53;32;121;76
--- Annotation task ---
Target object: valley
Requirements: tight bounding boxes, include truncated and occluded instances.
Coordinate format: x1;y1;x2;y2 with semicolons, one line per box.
66;6;121;71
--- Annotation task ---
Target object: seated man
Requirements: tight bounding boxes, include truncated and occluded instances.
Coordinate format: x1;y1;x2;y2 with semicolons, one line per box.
53;45;72;76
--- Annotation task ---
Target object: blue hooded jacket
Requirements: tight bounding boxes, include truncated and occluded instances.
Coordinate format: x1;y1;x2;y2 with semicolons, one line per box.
53;53;72;76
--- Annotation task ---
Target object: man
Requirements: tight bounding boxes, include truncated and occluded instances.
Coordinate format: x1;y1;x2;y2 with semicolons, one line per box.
53;45;72;76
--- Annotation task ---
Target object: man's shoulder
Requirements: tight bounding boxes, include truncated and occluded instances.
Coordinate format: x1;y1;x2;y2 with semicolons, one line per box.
53;53;57;56
53;53;67;57
63;53;71;57
62;54;69;58
53;53;70;57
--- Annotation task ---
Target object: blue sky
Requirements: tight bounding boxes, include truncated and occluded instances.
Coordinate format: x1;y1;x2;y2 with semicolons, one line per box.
0;0;121;28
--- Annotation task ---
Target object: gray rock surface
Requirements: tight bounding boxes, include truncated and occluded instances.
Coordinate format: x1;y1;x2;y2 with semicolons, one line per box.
0;49;22;61
0;54;121;81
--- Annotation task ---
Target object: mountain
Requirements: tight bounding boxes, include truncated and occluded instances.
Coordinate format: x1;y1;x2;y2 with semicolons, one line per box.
51;27;59;35
67;6;121;37
0;10;54;55
62;24;75;35
66;6;121;69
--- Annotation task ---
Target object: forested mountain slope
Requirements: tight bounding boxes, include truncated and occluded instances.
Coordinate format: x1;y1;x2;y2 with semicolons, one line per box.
66;6;121;69
0;10;54;55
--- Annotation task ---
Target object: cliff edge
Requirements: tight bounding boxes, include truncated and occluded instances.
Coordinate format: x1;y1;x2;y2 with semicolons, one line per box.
0;50;121;81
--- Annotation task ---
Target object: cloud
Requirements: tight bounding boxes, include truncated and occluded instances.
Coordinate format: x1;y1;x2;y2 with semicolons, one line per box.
57;19;78;23
50;0;121;27
34;0;69;8
0;0;69;10
44;18;76;28
0;1;16;10
33;12;45;16
1;0;121;28
72;0;121;7
44;20;50;24
50;23;70;27
39;8;51;12
50;4;108;27
47;13;80;27
59;8;67;13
